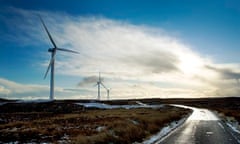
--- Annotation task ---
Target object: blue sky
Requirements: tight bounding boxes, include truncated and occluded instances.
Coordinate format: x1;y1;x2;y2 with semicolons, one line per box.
1;0;240;99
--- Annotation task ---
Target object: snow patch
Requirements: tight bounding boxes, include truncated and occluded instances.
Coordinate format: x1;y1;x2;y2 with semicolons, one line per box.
8;127;19;132
3;141;20;144
128;119;139;125
215;111;240;134
0;118;5;123
227;122;240;134
217;122;225;130
135;101;148;106
76;102;111;109
15;99;54;103
0;102;7;106
76;102;163;109
141;116;188;144
58;134;70;144
96;126;106;132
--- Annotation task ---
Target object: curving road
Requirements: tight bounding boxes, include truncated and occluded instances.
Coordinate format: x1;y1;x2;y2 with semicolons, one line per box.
157;105;240;144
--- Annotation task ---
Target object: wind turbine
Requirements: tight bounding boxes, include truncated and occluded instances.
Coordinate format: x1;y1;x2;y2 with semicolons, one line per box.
95;72;109;100
101;81;111;100
106;88;111;100
39;16;79;100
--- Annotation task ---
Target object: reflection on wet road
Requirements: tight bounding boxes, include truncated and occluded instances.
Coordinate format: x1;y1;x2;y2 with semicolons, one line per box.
157;105;240;144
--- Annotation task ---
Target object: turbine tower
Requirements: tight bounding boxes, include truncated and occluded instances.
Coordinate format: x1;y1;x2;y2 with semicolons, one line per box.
106;88;111;100
39;16;79;100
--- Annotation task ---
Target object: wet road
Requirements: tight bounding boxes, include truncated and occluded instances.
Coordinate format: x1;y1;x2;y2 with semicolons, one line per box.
158;106;240;144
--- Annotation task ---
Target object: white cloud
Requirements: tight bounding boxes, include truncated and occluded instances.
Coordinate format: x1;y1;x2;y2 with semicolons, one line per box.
0;77;98;100
1;8;240;99
0;78;49;99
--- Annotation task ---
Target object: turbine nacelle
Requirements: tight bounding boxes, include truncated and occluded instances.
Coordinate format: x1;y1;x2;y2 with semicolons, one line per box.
48;48;55;52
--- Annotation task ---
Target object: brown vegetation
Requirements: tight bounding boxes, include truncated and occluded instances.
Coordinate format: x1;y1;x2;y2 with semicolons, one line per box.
0;101;191;143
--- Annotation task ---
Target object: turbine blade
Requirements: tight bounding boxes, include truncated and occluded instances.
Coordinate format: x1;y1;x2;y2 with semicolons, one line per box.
99;72;101;82
44;52;56;79
98;72;105;82
93;83;98;87
57;48;79;54
39;15;57;48
44;60;52;79
100;82;107;90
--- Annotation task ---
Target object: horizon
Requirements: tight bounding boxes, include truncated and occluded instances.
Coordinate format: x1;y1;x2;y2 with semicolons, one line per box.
2;96;240;101
1;0;240;100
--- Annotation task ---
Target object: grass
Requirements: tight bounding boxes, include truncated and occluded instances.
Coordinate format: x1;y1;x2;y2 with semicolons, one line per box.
70;107;191;144
0;102;191;143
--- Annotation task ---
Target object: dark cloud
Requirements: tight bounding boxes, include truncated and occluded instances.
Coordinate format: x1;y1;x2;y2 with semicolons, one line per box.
77;76;104;87
121;51;179;73
205;65;240;80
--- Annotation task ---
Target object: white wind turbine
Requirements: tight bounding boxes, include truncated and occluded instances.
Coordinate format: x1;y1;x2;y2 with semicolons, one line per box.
39;16;79;100
95;72;109;100
100;81;111;100
106;88;111;101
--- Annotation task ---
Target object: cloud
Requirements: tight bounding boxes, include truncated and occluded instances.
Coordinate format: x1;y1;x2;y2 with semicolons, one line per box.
0;78;49;99
1;7;240;99
1;9;188;76
0;85;10;95
122;50;179;74
0;77;99;100
78;76;100;87
205;65;240;80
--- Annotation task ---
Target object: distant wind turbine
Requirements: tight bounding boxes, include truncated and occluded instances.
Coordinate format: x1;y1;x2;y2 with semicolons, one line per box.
101;82;111;100
39;16;79;100
106;88;111;100
94;72;109;100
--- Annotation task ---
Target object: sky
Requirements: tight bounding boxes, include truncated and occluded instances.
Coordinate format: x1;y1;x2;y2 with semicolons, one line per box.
1;0;240;100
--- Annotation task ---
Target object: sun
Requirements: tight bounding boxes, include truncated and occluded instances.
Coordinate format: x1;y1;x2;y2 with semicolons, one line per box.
178;52;204;75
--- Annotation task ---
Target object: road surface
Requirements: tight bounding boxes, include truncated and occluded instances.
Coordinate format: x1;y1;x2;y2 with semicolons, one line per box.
157;105;240;144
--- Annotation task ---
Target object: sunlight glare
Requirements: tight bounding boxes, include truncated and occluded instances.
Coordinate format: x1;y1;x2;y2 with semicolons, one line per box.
178;52;203;75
